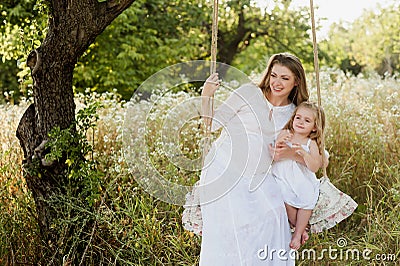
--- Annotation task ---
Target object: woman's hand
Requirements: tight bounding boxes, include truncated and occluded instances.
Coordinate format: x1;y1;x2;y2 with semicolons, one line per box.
201;73;221;128
276;129;292;144
291;143;306;157
269;141;292;161
202;73;220;97
269;142;305;164
270;130;295;161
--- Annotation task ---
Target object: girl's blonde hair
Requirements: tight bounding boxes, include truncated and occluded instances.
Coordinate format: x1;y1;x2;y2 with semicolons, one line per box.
283;101;326;154
259;53;309;106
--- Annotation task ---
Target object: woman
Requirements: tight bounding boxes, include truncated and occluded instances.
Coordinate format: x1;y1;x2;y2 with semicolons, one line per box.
199;53;309;265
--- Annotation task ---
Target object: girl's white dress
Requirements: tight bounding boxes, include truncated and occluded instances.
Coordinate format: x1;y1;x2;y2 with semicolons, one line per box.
272;139;320;210
198;83;296;265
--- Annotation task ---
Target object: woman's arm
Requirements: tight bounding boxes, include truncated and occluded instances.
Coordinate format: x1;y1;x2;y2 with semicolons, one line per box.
275;129;292;144
270;140;329;170
203;76;253;133
201;73;220;129
269;143;306;165
270;129;302;163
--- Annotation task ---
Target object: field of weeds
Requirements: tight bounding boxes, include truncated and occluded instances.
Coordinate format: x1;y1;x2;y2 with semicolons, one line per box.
0;70;398;265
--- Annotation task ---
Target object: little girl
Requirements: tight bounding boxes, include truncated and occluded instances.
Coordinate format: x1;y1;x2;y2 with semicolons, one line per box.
272;101;325;250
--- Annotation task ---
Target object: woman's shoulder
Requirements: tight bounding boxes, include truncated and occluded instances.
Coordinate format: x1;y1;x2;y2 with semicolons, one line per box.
235;82;260;92
233;82;263;99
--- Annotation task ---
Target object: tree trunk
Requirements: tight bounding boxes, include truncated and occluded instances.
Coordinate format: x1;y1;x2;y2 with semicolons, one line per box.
15;0;135;262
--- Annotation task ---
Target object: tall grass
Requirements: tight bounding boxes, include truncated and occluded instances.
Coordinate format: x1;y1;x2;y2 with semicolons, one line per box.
0;71;398;265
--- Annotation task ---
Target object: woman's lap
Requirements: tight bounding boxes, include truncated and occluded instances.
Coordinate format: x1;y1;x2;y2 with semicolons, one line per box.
200;174;294;265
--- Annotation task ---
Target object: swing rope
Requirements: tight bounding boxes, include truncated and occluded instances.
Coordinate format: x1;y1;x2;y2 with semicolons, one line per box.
204;0;327;176
203;0;219;164
309;0;327;177
210;0;219;75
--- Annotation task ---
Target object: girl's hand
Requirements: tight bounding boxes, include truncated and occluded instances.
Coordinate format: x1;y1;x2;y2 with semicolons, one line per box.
202;73;220;97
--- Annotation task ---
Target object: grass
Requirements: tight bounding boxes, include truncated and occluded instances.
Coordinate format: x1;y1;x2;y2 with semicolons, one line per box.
0;70;399;265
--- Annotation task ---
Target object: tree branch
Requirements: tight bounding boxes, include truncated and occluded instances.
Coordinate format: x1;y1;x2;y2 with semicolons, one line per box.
98;0;136;27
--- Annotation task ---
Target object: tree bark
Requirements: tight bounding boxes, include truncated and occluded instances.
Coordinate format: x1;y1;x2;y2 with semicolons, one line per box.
16;0;135;261
218;6;249;67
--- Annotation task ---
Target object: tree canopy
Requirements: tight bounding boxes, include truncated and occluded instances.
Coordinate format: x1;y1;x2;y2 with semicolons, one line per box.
1;0;399;102
319;1;400;76
1;0;321;101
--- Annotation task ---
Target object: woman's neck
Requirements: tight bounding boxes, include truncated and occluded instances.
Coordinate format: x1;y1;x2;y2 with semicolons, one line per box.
266;92;291;107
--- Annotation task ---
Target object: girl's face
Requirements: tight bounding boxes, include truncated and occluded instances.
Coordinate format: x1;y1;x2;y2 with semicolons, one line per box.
292;107;316;135
269;64;298;101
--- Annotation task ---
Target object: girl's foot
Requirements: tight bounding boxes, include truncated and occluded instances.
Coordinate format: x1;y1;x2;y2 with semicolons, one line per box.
289;234;301;250
301;230;309;244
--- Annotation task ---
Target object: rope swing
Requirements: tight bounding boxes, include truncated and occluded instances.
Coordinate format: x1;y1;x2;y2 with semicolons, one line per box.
307;0;357;233
309;0;327;177
204;0;328;176
210;0;219;75
203;0;219;164
183;0;358;237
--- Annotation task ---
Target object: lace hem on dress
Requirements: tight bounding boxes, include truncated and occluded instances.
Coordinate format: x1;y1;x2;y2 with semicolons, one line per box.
309;177;358;233
182;181;202;236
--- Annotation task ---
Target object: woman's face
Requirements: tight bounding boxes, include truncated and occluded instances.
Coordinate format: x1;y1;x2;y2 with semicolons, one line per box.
269;64;297;101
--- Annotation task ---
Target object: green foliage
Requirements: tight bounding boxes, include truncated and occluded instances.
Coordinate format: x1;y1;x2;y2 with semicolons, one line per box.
69;0;317;100
45;102;103;207
19;101;107;263
1;0;398;103
320;1;400;76
0;59;19;104
230;1;318;74
0;0;399;263
0;0;48;102
74;0;209;100
339;57;363;77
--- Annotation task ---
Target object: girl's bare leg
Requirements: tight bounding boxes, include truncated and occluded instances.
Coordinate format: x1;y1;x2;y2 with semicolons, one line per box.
290;209;312;250
284;203;297;228
301;224;310;245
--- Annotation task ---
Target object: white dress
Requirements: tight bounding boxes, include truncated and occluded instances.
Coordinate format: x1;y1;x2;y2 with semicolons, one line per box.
199;83;296;265
272;139;320;210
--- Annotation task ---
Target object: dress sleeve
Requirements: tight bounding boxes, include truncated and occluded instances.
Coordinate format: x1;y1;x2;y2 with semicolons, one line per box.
211;84;253;132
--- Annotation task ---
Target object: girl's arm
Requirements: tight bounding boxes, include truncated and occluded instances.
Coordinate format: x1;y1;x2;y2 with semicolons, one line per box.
292;140;322;173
